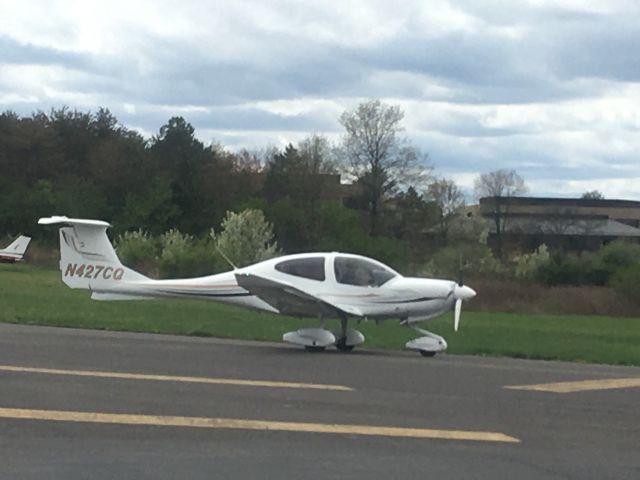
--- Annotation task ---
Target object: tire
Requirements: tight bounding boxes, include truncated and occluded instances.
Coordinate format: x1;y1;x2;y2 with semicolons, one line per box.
304;346;326;352
335;338;355;352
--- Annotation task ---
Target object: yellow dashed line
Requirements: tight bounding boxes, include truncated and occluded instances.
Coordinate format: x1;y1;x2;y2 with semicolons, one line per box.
0;407;520;443
505;378;640;394
0;365;352;392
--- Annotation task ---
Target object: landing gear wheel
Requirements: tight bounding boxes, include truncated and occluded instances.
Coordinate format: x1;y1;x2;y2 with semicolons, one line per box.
335;337;355;352
304;345;326;353
419;350;437;357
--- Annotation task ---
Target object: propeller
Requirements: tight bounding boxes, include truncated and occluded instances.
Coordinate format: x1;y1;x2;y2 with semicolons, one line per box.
452;256;476;332
454;297;462;332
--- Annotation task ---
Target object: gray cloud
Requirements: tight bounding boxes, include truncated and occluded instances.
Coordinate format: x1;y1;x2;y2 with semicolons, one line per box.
1;1;640;198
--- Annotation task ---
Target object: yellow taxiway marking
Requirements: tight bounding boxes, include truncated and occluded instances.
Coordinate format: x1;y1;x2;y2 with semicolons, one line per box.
506;378;640;394
0;407;520;443
0;365;352;392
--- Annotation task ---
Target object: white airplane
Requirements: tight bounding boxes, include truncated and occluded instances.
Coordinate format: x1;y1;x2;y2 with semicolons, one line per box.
39;216;476;356
0;235;31;263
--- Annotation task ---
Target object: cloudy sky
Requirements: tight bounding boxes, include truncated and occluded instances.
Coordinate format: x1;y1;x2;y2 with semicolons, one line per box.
2;0;640;198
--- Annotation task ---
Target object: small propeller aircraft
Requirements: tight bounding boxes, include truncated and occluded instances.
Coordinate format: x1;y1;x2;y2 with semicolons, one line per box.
0;235;31;263
39;216;475;356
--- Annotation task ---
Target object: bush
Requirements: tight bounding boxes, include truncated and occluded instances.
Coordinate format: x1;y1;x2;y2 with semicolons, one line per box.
535;241;640;287
420;243;507;280
213;209;280;268
534;253;608;286
610;263;640;305
513;244;550;280
157;230;221;278
115;230;158;274
597;240;640;281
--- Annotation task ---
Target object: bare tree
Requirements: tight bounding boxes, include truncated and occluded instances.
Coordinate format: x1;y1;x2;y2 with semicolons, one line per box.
427;178;465;240
298;133;336;175
340;99;430;235
474;169;527;259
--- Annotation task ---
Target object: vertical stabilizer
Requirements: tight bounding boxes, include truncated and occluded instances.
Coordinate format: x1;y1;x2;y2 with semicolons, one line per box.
0;235;31;262
38;216;147;290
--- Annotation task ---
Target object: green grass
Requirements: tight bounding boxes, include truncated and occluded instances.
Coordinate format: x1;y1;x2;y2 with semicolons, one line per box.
1;264;639;366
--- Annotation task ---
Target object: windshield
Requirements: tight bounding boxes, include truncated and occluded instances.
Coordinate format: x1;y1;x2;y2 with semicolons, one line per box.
334;256;397;287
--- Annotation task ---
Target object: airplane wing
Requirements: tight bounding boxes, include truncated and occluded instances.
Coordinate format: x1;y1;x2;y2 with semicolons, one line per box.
235;273;363;318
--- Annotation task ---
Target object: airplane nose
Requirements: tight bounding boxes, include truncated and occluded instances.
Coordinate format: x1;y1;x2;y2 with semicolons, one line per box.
454;284;476;300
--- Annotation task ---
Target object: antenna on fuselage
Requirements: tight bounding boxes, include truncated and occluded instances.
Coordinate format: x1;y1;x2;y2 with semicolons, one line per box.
209;228;238;270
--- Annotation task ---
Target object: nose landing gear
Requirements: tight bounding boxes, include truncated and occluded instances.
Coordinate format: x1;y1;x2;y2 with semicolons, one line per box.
405;325;448;357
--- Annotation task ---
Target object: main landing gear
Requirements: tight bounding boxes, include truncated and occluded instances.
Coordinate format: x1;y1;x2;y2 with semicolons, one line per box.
283;317;365;352
334;318;365;352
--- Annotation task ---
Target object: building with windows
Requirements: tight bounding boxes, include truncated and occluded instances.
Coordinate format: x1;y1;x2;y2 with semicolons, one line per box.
478;197;640;253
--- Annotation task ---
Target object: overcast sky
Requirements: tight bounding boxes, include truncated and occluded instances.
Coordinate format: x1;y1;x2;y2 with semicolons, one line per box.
2;0;640;198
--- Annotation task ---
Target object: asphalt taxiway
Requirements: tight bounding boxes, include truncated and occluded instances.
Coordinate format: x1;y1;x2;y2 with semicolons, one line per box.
0;323;638;479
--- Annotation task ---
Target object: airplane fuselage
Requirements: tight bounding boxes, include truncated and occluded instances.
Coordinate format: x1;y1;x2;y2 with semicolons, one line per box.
67;253;459;323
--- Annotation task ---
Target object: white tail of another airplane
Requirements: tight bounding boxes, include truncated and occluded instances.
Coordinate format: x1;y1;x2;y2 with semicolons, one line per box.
38;216;148;291
0;235;31;262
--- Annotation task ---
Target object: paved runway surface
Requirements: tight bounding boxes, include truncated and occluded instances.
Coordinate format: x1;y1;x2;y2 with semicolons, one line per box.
0;323;638;479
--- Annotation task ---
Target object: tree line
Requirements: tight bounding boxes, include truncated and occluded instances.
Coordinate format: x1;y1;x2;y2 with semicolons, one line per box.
4;101;640;307
0;101;471;270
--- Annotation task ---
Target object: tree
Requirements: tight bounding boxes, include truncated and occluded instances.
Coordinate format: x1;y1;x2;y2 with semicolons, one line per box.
581;190;604;200
298;133;337;177
474;169;527;259
150;117;220;233
387;187;438;253
212;209;280;267
262;135;338;250
427;178;465;241
340;100;430;235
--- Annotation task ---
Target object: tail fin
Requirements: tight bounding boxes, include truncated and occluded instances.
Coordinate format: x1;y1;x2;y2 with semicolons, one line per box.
3;235;32;255
38;216;147;290
1;234;31;256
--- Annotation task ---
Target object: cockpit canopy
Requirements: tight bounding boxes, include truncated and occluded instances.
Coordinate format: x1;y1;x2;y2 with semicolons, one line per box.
273;254;398;287
334;256;397;287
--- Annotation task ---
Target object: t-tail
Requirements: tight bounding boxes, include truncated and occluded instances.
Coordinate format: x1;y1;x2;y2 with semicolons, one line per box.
38;216;148;298
0;235;31;262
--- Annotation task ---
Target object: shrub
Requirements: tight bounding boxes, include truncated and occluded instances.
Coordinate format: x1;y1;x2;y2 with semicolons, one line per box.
513;244;550;280
212;209;280;268
158;230;220;279
420;243;506;280
596;240;640;281
115;230;158;274
535;241;640;287
534;253;608;286
610;263;640;305
159;230;194;278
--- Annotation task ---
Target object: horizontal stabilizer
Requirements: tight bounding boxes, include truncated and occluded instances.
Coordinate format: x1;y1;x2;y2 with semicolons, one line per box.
38;216;111;227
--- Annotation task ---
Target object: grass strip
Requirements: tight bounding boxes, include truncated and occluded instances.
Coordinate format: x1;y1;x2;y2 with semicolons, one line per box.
1;264;639;366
